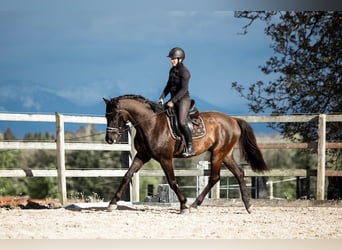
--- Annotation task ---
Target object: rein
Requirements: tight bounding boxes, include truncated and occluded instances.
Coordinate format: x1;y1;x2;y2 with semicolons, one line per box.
106;108;168;135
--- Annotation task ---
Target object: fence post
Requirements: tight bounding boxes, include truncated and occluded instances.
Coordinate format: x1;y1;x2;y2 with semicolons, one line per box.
268;180;274;200
211;181;220;199
211;163;220;198
129;125;139;202
119;126;131;201
55;113;67;205
197;161;209;198
317;114;326;200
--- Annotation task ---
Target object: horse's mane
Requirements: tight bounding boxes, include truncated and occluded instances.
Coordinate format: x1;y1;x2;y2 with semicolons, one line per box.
111;94;164;113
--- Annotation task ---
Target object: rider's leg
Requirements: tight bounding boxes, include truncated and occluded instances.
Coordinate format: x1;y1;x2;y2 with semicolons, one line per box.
177;98;194;156
180;123;194;155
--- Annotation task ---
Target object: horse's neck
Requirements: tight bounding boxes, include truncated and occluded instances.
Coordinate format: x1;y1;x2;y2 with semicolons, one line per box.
122;100;156;127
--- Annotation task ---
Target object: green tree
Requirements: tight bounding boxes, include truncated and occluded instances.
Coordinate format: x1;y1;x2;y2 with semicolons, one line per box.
64;124;128;201
232;11;342;198
3;128;16;140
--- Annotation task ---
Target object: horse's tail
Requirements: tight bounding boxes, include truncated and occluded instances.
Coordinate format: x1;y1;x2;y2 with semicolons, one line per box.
235;118;269;173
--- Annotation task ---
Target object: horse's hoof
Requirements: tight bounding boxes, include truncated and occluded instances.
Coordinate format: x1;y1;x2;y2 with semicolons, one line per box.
180;204;190;214
107;204;117;212
189;206;198;213
246;204;253;214
190;203;198;209
180;208;190;214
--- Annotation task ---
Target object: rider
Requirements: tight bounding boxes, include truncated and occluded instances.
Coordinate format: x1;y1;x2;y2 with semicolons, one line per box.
159;47;194;157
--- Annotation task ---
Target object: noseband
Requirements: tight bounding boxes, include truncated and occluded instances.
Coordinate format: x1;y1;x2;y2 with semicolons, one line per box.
105;105;125;136
106;126;122;135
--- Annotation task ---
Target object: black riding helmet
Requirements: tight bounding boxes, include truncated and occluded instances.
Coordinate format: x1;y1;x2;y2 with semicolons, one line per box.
167;47;185;61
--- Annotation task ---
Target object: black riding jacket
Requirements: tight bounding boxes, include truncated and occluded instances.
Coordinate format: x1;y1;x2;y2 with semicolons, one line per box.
159;62;191;104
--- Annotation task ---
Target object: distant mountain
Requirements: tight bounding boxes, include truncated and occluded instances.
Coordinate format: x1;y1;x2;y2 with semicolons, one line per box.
0;81;101;114
0;81;105;138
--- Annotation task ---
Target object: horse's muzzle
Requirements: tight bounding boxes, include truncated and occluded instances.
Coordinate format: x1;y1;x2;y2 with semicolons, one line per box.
105;134;118;144
105;136;114;144
105;133;120;144
105;127;121;144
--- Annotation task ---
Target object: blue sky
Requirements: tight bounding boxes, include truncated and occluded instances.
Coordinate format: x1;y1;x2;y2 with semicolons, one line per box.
0;2;274;117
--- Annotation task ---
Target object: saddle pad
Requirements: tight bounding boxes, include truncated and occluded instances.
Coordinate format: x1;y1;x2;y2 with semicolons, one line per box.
167;115;206;140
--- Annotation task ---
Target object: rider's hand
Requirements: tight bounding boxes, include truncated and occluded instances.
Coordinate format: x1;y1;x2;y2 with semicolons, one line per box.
167;101;174;108
159;98;164;105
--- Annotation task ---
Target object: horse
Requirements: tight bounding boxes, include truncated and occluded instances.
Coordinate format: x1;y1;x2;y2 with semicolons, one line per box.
103;94;269;213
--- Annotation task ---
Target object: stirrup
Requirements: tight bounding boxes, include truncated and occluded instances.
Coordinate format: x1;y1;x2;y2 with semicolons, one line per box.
183;145;194;157
183;152;194;157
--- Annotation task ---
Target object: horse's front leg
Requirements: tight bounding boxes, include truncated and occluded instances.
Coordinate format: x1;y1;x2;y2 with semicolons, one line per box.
108;154;149;210
160;159;189;213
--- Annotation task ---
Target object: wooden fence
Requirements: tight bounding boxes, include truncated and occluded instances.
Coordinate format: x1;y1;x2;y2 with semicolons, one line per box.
0;113;341;205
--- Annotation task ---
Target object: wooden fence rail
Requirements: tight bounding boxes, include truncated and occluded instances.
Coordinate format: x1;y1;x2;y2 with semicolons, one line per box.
0;112;134;205
0;113;341;204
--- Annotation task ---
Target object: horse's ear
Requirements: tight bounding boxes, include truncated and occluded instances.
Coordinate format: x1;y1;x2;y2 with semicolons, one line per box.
103;98;110;104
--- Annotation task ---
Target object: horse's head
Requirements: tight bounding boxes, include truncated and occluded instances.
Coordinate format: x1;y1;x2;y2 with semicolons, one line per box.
103;98;127;144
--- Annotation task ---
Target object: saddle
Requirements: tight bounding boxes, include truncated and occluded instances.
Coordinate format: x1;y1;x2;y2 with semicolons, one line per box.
165;100;206;155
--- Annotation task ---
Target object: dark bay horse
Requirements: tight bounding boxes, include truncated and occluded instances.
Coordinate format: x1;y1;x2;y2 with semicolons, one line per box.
103;95;269;213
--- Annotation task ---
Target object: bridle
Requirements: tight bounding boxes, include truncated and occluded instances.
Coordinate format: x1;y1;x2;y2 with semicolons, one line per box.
106;126;122;135
105;107;126;137
105;103;168;137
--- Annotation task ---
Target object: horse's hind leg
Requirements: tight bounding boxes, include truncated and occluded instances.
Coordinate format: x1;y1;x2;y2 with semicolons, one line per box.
223;155;252;213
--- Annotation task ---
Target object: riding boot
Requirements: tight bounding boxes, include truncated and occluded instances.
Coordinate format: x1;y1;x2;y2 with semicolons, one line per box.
181;124;194;156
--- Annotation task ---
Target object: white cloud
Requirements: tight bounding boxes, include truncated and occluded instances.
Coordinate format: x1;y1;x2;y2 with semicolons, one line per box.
20;96;41;110
82;11;239;45
53;79;124;106
0;81;44;111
